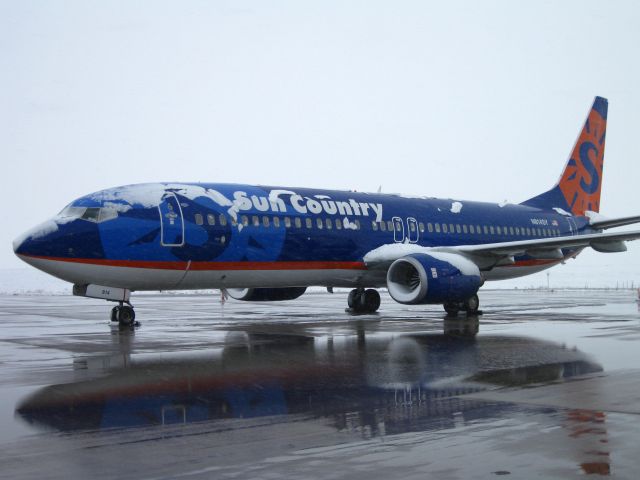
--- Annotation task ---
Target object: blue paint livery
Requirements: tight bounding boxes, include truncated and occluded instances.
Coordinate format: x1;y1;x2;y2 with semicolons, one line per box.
12;96;640;315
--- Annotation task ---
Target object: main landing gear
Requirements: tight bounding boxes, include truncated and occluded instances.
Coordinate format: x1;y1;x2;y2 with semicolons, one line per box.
347;288;381;314
443;294;481;317
110;302;137;327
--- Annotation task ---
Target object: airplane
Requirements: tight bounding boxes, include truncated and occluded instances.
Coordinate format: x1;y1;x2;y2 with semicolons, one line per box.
12;96;640;326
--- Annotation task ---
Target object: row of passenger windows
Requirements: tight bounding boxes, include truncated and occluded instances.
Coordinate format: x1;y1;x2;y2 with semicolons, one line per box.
193;213;362;230
193;213;561;238
414;222;561;238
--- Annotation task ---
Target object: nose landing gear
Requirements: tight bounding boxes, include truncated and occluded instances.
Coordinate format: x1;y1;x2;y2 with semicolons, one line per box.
110;303;137;326
72;284;138;328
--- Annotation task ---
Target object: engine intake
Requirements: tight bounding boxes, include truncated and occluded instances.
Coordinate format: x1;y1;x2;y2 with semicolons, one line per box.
227;287;307;302
386;252;482;304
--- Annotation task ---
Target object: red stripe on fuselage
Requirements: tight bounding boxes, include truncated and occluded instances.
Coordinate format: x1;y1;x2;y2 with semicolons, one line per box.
23;255;367;271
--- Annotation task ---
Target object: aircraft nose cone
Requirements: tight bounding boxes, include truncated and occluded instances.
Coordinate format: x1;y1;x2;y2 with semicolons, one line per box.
12;220;60;259
13;232;28;256
12;236;21;254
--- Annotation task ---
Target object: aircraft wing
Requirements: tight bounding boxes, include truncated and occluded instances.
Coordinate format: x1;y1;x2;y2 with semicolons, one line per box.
589;215;640;230
364;230;640;270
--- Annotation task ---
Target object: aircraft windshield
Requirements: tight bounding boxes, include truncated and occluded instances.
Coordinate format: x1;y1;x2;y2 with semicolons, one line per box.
59;206;119;223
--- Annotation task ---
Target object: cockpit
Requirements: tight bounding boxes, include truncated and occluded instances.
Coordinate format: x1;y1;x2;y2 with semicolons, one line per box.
59;205;121;224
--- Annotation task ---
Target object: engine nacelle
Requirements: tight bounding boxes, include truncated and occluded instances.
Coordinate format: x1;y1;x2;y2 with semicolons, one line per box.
386;252;482;305
226;287;307;302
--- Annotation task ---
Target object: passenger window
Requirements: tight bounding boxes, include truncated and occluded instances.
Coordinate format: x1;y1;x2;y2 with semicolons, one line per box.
273;217;280;228
295;217;302;228
305;218;312;228
442;224;448;233
510;227;514;235
456;224;461;234
449;223;454;233
325;218;332;229
252;216;259;227
435;223;441;233
263;216;270;227
219;214;228;226
490;226;495;234
241;215;249;226
483;226;488;235
335;219;342;229
470;225;475;234
427;223;433;233
372;221;378;231
419;222;425;233
387;221;393;231
284;217;291;228
496;226;502;235
462;225;468;234
380;221;386;232
355;220;361;230
410;222;417;232
195;213;204;226
316;218;323;229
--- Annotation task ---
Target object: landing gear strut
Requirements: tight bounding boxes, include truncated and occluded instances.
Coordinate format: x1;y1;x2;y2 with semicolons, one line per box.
110;302;136;326
347;288;381;314
443;294;481;317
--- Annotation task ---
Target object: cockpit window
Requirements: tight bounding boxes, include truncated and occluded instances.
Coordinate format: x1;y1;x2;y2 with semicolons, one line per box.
59;205;120;223
98;208;119;222
82;208;101;222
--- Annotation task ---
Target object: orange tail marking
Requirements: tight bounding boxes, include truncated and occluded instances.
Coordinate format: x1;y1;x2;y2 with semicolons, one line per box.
558;97;608;215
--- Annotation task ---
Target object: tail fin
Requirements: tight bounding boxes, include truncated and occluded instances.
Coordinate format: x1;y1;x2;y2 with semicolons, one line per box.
521;96;608;215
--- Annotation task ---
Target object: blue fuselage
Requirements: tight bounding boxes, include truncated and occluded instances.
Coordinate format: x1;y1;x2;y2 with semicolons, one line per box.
13;183;590;290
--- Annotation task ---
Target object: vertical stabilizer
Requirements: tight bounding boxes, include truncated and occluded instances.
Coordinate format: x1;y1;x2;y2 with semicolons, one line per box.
521;97;608;215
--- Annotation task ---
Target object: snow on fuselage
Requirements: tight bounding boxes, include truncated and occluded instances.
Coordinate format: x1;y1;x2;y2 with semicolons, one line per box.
13;182;588;290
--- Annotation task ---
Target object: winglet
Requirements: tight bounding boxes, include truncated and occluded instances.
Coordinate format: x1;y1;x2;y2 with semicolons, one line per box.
522;97;608;215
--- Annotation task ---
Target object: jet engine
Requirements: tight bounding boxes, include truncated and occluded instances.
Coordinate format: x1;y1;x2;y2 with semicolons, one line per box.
386;252;482;304
226;287;307;301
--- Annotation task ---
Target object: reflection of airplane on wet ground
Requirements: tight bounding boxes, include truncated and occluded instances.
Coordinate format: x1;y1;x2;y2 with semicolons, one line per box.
17;327;602;434
13;97;640;325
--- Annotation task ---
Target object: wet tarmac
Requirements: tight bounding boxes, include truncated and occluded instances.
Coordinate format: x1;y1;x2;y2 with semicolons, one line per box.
1;289;639;479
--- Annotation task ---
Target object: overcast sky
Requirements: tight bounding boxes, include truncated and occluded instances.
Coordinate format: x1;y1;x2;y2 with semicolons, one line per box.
1;0;639;286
